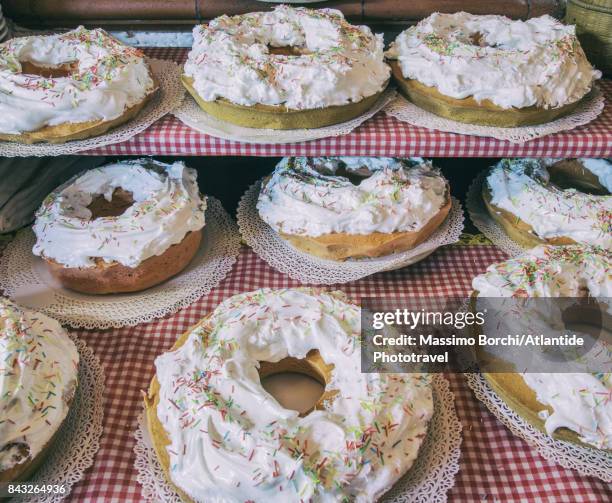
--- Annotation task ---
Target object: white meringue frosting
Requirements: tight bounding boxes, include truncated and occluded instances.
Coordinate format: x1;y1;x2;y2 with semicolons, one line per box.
0;27;155;135
486;158;611;248
184;5;390;110
0;298;79;472
257;157;449;237
154;288;433;502
32;159;206;269
472;245;611;449
387;12;601;110
472;244;610;298
521;373;611;449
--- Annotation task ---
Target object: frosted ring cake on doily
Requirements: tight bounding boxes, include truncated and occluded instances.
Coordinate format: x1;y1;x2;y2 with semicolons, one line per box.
0;27;157;144
386;12;601;127
32;158;207;294
256;157;451;261
482;158;611;249
472;245;612;451
183;5;390;129
145;288;434;502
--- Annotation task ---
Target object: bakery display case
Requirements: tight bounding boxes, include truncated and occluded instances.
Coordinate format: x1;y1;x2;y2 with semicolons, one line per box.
0;2;609;502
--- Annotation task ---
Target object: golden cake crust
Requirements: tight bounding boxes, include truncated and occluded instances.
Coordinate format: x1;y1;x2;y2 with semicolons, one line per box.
389;61;587;128
44;229;202;295
279;188;452;261
182;75;387;130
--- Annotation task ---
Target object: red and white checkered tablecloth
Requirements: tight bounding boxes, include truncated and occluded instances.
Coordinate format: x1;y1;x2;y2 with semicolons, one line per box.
82;48;612;158
66;245;610;502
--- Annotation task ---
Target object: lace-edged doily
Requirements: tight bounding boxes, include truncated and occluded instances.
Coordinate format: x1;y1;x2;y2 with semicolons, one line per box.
384;87;604;144
173;89;396;144
0;59;185;157
466;171;525;257
0;198;240;329
134;374;461;503
465;373;612;482
19;336;105;502
237;180;465;284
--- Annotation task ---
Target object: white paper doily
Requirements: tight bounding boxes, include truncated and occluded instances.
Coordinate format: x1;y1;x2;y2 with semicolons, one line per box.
18;336;105;502
237;180;465;284
465;373;612;482
0;198;240;329
134;374;461;503
173;89;396;144
466;171;525;257
384;86;604;144
0;59;185;157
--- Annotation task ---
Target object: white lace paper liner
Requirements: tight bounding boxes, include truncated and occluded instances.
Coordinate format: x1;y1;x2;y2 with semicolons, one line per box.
173;89;397;144
465;373;612;482
466;171;525;257
0;198;240;329
18;336;105;502
237;180;465;284
384;86;604;144
0;59;185;157
134;374;461;503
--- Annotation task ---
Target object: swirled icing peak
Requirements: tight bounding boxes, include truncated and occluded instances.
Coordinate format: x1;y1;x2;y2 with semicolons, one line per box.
387;12;601;109
257;157;449;236
32;159;206;268
0;298;78;471
0;27;155;135
486;158;611;248
154;288;433;502
472;245;611;448
184;5;390;110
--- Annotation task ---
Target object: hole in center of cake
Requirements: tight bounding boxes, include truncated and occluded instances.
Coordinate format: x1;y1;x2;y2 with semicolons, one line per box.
544;298;610;362
548;160;609;196
268;45;311;56
258;349;330;416
20;60;77;78
335;165;371;186
87;188;135;219
468;32;494;48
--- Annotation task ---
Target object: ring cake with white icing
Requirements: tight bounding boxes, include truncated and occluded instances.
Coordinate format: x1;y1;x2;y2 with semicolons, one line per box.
0;298;79;482
183;5;390;129
483;158;611;249
257;157;451;261
387;12;601;127
32;159;206;294
0;27;157;144
144;288;433;502
472;245;611;450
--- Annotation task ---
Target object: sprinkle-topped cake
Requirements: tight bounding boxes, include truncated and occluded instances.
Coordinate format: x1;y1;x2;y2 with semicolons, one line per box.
146;288;433;501
0;298;79;482
182;5;390;129
483;158;611;249
387;12;601;126
0;27;156;143
473;245;611;449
